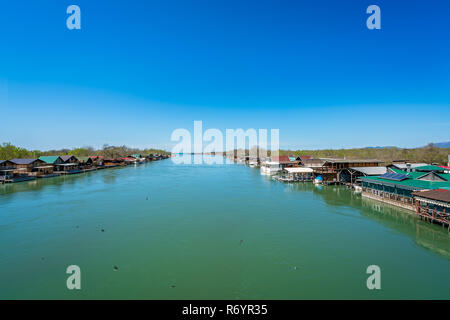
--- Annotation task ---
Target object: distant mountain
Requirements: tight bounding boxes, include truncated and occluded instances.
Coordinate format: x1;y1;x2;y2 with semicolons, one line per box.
365;146;396;149
364;142;450;149
434;142;450;148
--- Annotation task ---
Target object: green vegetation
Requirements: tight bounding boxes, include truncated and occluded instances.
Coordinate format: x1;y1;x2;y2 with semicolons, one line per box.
280;143;450;165
0;143;170;160
230;143;450;165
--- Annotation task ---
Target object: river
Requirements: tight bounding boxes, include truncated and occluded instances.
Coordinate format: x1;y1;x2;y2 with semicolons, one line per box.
1;156;449;299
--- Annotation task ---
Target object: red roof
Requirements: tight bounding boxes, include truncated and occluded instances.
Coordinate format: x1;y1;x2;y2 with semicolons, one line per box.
438;165;450;170
271;155;291;163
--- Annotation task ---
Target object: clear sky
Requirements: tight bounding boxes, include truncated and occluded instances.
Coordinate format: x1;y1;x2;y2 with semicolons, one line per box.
1;0;449;151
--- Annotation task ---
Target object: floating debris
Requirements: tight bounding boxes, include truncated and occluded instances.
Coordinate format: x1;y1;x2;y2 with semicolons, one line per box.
113;266;118;271
101;229;105;232
170;285;176;288
293;266;297;270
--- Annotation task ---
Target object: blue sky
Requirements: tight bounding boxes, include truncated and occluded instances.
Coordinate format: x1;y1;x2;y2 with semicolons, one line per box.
1;0;449;150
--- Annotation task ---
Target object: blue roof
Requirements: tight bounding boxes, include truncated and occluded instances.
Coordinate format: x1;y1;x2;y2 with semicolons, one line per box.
10;158;39;165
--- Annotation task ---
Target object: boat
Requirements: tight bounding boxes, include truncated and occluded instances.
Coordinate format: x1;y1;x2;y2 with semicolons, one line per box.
260;161;281;175
313;175;323;184
249;161;258;168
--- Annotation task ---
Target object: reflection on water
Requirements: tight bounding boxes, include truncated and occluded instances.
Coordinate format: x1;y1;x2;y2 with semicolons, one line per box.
287;181;450;259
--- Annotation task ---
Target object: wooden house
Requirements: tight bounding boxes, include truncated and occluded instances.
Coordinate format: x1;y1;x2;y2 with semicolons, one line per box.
270;155;298;168
361;169;450;211
0;160;15;181
77;156;94;168
412;189;450;227
60;155;79;163
10;158;46;174
89;156;104;166
312;158;384;184
54;155;80;174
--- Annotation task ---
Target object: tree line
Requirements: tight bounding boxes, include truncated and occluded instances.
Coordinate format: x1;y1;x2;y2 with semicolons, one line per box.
228;143;450;165
282;143;450;165
0;143;170;160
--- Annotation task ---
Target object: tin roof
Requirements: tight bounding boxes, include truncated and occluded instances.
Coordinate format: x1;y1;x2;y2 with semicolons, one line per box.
284;167;314;173
361;173;450;190
349;166;387;175
414;165;445;172
60;155;77;162
412;189;450;203
39;156;61;164
391;163;428;170
271;155;292;163
323;158;383;164
10;158;40;165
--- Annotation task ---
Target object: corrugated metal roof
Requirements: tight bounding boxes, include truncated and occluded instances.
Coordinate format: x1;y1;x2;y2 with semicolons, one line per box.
284;167;314;173
303;159;326;168
10;158;40;165
412;189;450;203
361;174;450;190
60;155;77;162
271;155;291;163
349;166;387;175
323;158;383;163
39;156;61;164
391;163;428;169
414;165;445;171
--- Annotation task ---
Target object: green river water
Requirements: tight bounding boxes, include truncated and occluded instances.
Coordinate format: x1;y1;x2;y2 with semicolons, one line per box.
1;156;449;299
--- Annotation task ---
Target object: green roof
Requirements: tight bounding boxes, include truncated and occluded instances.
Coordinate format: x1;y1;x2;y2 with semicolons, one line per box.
414;165;445;172
131;154;142;158
77;156;90;162
362;173;450;190
39;156;60;164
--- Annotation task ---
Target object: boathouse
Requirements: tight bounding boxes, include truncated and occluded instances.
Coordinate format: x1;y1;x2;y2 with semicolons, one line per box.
60;155;79;163
271;155;298;168
281;167;314;181
412;189;450;227
0;160;14;169
10;158;46;173
340;166;388;184
54;155;80;174
89;156;104;166
311;159;383;184
361;170;450;210
0;160;15;182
